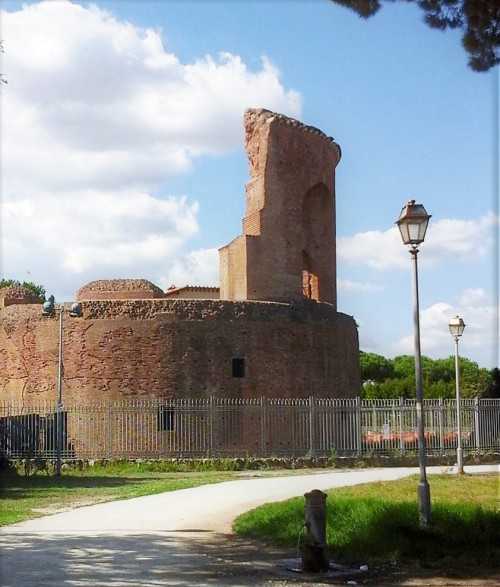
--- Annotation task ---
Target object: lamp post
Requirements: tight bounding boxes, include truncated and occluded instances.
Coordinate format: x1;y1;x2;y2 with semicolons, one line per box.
42;297;83;476
396;199;432;526
448;315;466;474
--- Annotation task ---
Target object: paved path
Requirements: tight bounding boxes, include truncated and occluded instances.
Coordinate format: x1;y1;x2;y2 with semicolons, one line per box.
0;465;497;586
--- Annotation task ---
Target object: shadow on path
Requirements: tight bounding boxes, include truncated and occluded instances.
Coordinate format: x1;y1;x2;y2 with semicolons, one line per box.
1;530;499;587
0;531;289;587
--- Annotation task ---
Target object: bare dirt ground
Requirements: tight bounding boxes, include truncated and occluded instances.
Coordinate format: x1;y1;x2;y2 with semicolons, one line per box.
192;534;500;587
1;526;497;586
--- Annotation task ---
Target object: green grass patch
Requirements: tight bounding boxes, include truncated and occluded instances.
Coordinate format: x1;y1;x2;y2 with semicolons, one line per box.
233;474;500;569
0;467;234;526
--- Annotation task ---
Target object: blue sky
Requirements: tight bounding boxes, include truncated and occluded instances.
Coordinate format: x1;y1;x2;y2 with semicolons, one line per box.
1;0;498;369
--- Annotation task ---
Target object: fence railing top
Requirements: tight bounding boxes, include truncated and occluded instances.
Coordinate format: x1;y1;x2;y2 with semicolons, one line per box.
1;396;499;415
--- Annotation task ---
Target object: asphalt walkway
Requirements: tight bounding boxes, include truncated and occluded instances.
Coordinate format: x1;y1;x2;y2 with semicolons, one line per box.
0;465;497;586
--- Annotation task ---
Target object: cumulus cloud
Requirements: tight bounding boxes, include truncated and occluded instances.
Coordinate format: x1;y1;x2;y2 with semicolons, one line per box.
159;248;220;290
2;2;301;192
457;288;488;306
0;1;302;298
426;215;498;262
337;213;498;271
393;290;497;365
337;228;404;270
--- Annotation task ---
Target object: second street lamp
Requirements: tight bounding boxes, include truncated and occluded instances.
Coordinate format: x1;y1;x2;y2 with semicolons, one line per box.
449;315;466;474
396;199;432;526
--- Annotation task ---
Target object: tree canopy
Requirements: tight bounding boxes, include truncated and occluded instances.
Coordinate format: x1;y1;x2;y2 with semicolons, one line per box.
331;0;500;72
360;351;496;399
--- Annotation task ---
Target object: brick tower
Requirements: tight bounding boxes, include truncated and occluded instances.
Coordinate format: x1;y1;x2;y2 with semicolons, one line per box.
219;108;341;307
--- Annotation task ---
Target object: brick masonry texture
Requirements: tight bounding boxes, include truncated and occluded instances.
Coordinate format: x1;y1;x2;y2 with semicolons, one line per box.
77;278;165;300
0;285;42;307
0;299;359;403
219;108;341;305
0;109;360;405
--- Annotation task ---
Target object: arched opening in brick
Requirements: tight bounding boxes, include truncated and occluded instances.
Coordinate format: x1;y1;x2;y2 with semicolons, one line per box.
302;250;318;300
301;183;332;302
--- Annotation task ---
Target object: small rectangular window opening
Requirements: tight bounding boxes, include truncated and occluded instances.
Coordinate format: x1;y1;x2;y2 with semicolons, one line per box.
157;407;175;431
232;358;245;378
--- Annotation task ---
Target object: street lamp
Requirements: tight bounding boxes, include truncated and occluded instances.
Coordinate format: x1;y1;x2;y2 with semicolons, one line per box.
41;297;83;476
396;199;432;526
448;315;466;474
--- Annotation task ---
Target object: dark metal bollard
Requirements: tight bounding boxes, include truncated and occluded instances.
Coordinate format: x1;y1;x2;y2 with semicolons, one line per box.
302;489;329;572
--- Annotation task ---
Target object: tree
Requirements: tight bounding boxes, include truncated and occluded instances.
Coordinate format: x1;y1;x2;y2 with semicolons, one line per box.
359;350;495;398
362;375;415;399
0;279;46;302
392;354;416;379
359;351;393;381
483;367;500;398
431;356;456;383
331;0;500;72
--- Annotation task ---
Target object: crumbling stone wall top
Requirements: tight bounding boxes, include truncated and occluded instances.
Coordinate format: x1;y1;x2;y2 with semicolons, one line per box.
76;279;165;301
66;297;346;324
0;285;42;307
244;108;342;163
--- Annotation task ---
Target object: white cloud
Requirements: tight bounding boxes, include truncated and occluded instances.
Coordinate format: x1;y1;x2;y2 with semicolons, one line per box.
338;279;384;292
1;188;200;299
392;290;498;366
159;248;220;289
457;288;488;306
2;3;302;193
0;1;301;299
337;213;498;271
448;289;498;361
337;228;404;270
424;214;498;265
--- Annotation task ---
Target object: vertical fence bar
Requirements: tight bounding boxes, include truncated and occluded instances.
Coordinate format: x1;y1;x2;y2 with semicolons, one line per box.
260;397;266;457
157;399;162;459
209;397;214;458
474;397;480;449
438;398;444;453
309;396;315;457
398;397;405;454
6;401;12;457
356;397;362;457
107;400;112;460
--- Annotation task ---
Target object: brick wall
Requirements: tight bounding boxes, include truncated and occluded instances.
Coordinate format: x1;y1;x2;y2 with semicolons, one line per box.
220;109;341;306
0;299;360;405
0;110;359;413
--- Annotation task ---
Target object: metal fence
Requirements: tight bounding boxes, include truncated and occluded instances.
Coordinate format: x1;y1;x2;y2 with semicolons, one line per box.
1;397;499;460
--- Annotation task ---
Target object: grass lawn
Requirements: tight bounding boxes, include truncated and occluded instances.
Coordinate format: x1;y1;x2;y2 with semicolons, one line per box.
233;474;500;571
0;465;234;526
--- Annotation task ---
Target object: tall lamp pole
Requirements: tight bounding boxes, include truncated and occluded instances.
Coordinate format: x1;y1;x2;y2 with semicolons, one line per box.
396;199;432;526
449;315;466;474
56;302;64;477
42;297;83;477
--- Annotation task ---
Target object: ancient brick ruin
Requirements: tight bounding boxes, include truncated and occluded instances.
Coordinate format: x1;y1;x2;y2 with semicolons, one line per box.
0;109;360;406
0;285;42;308
220;109;341;305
